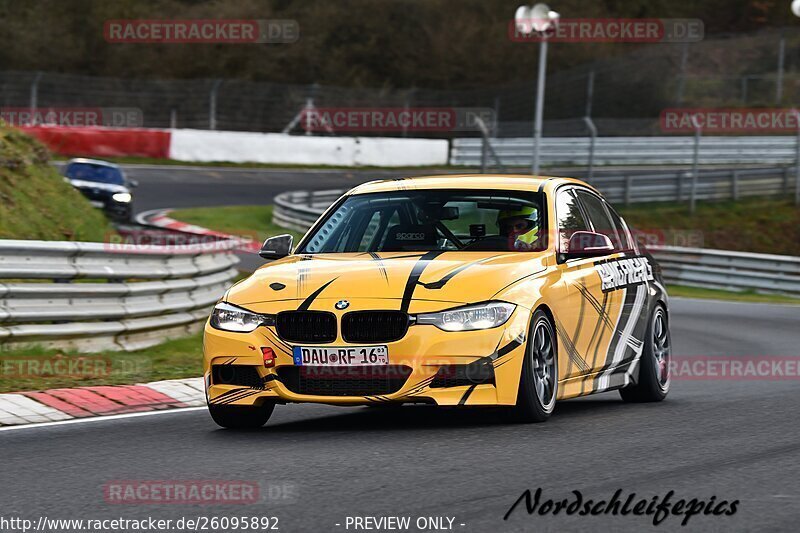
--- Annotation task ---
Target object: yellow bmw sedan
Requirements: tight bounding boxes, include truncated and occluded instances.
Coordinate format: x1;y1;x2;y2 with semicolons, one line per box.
204;175;670;428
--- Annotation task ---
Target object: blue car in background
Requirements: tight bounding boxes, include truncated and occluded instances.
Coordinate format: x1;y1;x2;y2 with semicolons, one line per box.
63;158;137;222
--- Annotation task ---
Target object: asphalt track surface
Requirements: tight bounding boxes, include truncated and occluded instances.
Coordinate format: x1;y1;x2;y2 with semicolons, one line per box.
113;163;778;213
2;298;799;532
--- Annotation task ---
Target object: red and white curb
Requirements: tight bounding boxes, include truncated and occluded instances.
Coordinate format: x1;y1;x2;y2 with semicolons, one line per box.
0;378;205;426
135;208;260;252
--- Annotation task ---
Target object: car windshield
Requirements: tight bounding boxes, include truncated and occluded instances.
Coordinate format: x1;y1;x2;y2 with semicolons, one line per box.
298;189;545;253
65;163;124;185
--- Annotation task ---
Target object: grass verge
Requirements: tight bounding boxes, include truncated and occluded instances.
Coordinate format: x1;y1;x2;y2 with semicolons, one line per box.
0;333;203;394
619;197;800;257
667;285;800;305
169;204;305;243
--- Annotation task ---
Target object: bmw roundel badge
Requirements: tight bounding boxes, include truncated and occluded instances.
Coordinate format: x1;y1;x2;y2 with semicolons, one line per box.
335;300;350;310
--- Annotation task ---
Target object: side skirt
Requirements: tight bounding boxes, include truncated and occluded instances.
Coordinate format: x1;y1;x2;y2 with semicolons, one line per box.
557;361;637;400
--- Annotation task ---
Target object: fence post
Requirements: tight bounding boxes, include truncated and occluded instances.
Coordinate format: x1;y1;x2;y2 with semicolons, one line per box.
209;79;222;130
675;43;689;105
776;31;785;104
493;96;501;137
583;116;597;183
690;116;702;214
585;70;595;118
170;108;177;129
732;170;739;201
480;133;488;174
625;175;633;206
740;76;748;104
795;111;800;206
29;71;43;117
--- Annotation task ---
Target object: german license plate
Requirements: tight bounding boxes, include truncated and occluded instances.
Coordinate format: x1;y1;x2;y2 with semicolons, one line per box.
292;346;388;366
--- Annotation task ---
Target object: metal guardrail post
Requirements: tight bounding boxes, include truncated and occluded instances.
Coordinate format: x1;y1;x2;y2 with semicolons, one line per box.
732;170;739;201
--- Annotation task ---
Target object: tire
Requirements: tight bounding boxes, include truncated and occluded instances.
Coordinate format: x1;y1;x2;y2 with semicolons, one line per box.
208;402;275;429
511;309;558;423
620;304;670;403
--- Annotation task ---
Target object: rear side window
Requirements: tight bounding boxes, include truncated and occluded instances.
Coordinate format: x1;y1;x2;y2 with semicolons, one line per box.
555;190;590;251
575;190;625;252
606;206;633;251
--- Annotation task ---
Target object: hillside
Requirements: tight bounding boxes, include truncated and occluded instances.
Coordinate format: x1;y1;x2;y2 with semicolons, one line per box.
0;124;115;241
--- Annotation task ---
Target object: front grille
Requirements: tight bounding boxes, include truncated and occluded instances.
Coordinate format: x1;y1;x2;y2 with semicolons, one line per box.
342;311;409;343
277;365;412;396
276;311;336;343
76;186;110;202
212;365;264;388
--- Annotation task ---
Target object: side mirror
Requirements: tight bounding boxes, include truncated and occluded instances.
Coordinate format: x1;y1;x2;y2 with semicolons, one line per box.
259;234;294;260
129;179;139;188
565;231;614;260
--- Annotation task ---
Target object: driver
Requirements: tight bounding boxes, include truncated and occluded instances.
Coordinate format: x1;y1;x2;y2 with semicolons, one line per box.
498;206;539;251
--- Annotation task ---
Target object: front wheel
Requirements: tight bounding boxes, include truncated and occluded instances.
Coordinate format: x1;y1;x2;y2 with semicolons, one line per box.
208;402;275;429
510;309;558;423
620;304;670;403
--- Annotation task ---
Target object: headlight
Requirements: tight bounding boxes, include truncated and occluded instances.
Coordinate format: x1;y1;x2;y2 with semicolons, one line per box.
416;302;516;332
112;192;132;203
209;302;274;332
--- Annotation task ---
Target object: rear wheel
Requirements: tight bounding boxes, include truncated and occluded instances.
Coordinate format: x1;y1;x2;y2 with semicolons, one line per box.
208;402;275;429
511;309;558;423
620;304;670;402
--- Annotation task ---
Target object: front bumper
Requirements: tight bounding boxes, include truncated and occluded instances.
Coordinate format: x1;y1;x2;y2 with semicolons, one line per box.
203;302;531;407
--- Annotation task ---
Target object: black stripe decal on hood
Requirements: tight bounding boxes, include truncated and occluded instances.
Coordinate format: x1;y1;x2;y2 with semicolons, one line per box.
368;252;390;285
399;250;445;313
297;278;338;311
420;256;497;290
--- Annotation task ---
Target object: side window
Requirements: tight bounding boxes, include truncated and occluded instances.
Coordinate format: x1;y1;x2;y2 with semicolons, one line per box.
575;190;622;252
606;205;632;251
556;190;590;252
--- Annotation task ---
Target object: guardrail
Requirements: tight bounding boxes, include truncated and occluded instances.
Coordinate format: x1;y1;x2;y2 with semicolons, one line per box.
274;189;800;296
275;165;798;210
0;239;240;352
652;246;800;295
273;189;345;233
450;136;800;166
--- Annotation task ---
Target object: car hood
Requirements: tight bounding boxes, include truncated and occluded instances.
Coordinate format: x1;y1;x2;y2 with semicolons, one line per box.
227;251;548;309
67;178;129;194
